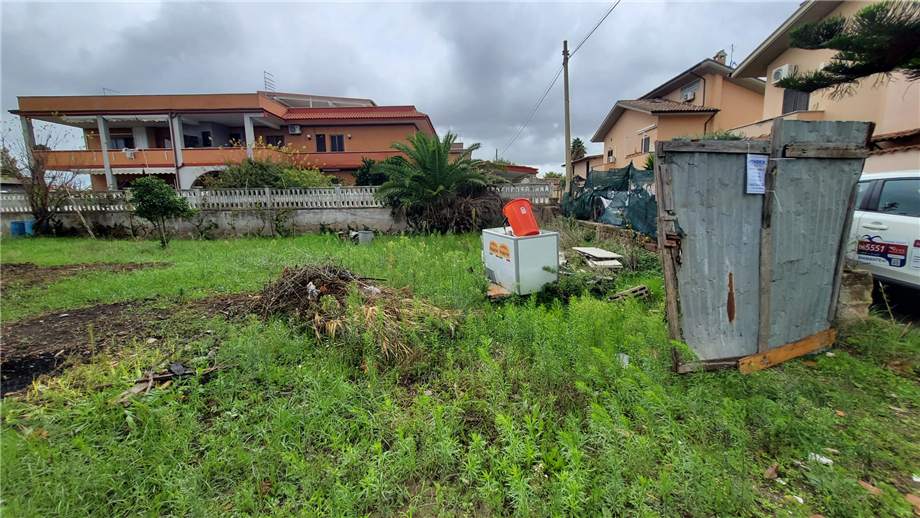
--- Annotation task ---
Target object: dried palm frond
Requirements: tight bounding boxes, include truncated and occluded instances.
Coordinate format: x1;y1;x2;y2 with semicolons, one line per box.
252;264;457;361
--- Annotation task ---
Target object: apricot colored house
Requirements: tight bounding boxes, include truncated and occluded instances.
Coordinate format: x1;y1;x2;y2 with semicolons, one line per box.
591;51;765;170
561;154;604;182
730;0;920;173
11;91;444;190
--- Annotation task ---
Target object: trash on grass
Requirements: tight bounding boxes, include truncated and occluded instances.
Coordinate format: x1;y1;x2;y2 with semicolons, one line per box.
117;363;224;403
763;463;779;479
609;285;650;302
808;453;833;465
252;264;457;360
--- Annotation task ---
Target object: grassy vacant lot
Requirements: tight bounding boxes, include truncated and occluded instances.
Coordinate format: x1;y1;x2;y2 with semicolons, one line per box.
1;230;918;517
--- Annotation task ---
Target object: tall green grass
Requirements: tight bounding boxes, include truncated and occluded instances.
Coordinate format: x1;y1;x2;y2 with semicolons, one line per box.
1;235;918;516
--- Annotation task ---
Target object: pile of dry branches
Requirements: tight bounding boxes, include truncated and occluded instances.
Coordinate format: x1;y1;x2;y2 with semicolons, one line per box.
251;264;456;360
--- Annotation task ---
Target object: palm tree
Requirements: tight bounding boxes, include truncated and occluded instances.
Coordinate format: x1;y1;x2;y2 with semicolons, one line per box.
376;132;499;232
571;137;587;160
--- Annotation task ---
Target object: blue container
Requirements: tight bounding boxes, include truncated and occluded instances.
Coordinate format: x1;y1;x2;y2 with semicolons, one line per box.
9;221;25;236
23;220;35;236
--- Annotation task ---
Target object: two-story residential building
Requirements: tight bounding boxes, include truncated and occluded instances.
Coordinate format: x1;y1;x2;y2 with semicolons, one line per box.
729;0;920;173
561;154;604;182
590;51;765;169
11;91;443;190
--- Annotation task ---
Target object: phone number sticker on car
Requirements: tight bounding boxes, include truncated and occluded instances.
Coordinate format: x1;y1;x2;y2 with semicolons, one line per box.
857;236;908;267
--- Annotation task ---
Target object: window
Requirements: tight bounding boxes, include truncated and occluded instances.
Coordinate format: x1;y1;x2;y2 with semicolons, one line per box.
876;179;920;217
183;135;200;148
640;135;651;154
782;89;810;114
315;134;326;152
607;149;614;163
202;131;213;147
331;134;345;152
265;135;284;147
110;136;135;149
855;181;873;210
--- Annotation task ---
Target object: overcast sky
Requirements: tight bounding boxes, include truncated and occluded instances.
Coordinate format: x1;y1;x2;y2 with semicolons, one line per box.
1;1;797;173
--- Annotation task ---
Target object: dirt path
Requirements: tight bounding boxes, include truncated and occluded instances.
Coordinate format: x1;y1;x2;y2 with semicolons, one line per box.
1;262;170;290
0;295;252;396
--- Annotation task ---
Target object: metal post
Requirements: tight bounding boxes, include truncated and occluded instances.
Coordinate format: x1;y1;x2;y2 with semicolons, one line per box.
96;115;116;190
563;40;573;195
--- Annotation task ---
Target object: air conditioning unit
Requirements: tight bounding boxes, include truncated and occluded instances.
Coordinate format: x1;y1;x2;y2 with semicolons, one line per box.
288;124;302;135
682;90;696;102
771;64;797;84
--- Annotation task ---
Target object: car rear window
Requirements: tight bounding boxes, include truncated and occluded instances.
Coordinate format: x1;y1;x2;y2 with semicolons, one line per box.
877;179;920;217
855;181;872;209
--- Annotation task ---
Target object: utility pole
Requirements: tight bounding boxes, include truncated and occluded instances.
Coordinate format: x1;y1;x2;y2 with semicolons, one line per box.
562;40;573;195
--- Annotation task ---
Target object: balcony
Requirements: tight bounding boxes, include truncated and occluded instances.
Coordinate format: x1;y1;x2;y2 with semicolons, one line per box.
39;148;177;170
36;148;403;172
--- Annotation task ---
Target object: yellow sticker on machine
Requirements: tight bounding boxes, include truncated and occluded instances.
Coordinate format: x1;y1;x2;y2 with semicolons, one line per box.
488;240;511;261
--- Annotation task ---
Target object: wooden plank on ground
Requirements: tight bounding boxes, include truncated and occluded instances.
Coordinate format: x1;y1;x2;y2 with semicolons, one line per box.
487;283;512;300
609;285;650;302
586;259;623;269
738;328;837;374
661;140;770;155
572;246;624;260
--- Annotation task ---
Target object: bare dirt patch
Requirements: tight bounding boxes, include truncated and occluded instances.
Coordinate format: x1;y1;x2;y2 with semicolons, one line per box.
0;294;252;396
0;262;170;290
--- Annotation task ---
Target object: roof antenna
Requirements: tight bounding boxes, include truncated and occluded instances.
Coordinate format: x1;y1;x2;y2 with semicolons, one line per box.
101;87;121;95
263;71;277;92
729;44;736;68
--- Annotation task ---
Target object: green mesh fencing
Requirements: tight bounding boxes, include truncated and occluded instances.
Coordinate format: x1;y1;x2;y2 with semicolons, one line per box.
560;163;658;237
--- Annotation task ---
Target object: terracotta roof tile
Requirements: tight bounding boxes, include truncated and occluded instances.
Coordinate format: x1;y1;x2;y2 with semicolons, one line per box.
284;105;426;120
871;127;920;142
618;99;718;113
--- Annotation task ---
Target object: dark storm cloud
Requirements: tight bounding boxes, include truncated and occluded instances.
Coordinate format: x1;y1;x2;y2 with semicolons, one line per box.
1;1;797;172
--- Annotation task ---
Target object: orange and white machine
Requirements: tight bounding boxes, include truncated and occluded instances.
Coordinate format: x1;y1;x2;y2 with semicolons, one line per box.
482;226;559;295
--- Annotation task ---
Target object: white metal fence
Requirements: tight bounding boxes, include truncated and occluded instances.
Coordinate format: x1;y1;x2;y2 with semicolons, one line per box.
0;183;556;215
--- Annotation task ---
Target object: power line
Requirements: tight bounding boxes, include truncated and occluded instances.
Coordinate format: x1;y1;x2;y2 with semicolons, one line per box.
500;65;563;157
571;0;621;57
500;1;621;157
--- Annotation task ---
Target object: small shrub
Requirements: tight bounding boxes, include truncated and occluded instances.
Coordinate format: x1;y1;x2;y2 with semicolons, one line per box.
279;167;334;188
354;158;391;186
206;158;334;188
130;177;195;247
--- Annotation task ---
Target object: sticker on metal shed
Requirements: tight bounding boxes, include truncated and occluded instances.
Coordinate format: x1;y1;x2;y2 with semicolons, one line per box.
857;236;908;268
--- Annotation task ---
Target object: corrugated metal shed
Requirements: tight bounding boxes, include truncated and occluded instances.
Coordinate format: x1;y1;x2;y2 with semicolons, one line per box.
655;120;873;367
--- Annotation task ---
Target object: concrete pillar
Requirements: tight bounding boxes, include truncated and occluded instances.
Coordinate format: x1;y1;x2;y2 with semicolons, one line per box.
171;115;184;166
96;115;116;191
19;116;35;166
131;126;150;148
243;114;256;158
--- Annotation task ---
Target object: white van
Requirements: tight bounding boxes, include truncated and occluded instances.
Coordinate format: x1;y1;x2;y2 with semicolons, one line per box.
848;171;920;289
